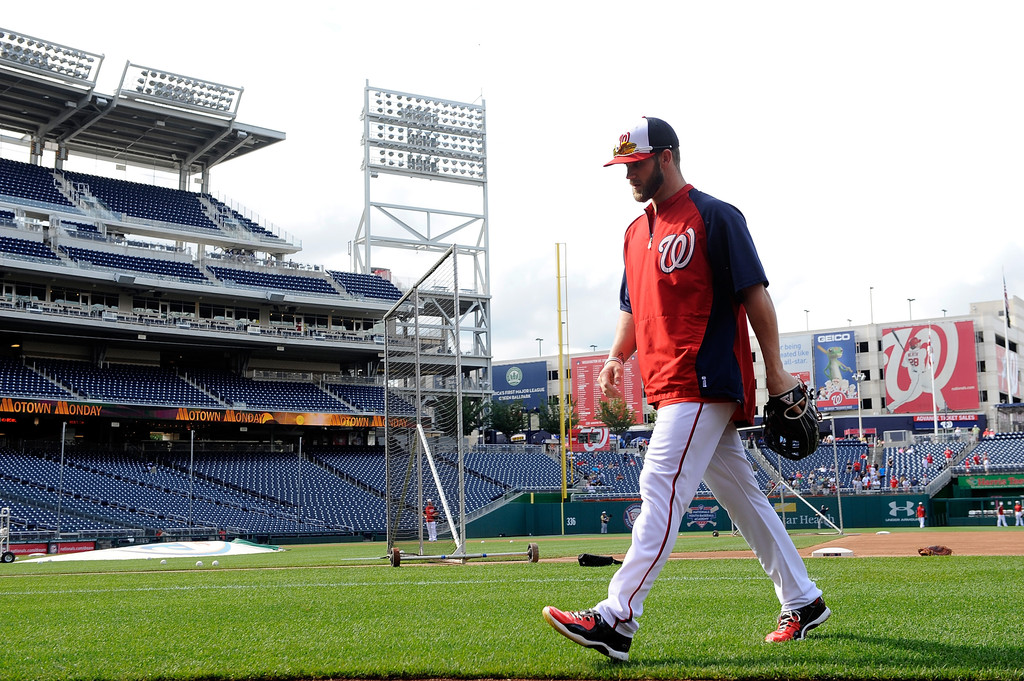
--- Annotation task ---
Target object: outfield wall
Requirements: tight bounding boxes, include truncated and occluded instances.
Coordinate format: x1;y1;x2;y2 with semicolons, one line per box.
467;493;932;537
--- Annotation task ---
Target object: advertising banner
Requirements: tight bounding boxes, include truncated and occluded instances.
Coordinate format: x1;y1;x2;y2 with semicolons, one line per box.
958;473;1024;490
812;330;859;411
0;398;415;428
492;360;548;409
571;354;643;427
881;321;980;413
995;345;1021;399
780;335;814;387
912;413;980;430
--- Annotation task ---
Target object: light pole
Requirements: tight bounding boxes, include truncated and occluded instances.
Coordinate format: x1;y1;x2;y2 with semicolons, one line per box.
535;337;543;356
869;286;874;325
854;372;866;440
804;309;810;331
942;308;947;317
907;298;915;320
589;344;597;353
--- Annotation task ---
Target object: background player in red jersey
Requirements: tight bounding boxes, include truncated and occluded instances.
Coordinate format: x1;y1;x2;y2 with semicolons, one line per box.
543;117;828;661
424;499;439;542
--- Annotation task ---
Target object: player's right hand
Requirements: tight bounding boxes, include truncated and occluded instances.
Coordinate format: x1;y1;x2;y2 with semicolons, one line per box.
599;361;623;399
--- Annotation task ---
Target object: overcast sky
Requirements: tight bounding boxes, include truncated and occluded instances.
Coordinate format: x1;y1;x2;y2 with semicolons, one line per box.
4;2;1022;360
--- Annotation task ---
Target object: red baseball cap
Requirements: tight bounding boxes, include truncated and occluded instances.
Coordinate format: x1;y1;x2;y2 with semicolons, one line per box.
604;116;679;167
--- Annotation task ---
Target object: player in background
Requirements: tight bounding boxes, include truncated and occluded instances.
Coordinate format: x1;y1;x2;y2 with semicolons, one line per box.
542;116;828;661
424;499;439;542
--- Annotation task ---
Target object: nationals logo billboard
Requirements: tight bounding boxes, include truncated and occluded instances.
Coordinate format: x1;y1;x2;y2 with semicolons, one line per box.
882;321;979;413
812;331;859;411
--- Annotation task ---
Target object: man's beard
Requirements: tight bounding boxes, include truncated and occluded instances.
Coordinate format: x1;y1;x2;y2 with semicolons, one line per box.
632;159;664;202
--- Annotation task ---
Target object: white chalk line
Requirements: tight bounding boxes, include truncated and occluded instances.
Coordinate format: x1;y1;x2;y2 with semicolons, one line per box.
0;573;767;597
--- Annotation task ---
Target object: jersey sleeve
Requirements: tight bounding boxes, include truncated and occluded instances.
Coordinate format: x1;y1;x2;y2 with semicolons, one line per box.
619;268;632;313
699;195;768;293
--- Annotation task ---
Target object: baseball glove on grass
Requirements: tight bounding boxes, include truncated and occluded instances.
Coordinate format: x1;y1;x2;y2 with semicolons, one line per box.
762;382;821;461
918;545;953;556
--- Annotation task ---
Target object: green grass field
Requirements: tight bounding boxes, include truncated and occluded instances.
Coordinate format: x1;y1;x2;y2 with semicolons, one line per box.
1;530;1021;681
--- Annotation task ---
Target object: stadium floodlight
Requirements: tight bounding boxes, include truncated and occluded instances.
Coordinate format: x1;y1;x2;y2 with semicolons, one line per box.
118;62;244;118
364;86;485;184
0;26;102;85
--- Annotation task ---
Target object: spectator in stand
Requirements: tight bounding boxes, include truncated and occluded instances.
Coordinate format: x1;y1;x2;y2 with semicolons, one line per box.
971;425;980;442
926;451;934;467
1015;500;1023;527
944;447;954;467
901;476;911;492
917;502;926;528
890;476;899;491
983;452;990;473
964;458;971;474
852;474;863;494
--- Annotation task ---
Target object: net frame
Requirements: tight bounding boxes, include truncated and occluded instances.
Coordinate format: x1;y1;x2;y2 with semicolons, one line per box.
383;245;467;556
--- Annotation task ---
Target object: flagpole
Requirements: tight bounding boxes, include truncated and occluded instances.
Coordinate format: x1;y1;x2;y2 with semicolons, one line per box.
928;323;938;438
1004;270;1011;402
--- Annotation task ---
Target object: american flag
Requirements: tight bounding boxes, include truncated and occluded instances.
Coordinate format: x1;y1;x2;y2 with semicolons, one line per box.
1004;274;1012;328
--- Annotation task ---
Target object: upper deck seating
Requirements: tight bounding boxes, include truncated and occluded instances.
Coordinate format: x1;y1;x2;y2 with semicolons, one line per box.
62;170;219;230
328;271;402;301
0;357;73;399
207;266;339;296
0;158;76;208
59;245;208;281
0;235;60;260
32;359;221;407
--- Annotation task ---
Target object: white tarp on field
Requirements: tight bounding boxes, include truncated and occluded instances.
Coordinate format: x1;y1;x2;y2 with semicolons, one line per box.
21;540;281;562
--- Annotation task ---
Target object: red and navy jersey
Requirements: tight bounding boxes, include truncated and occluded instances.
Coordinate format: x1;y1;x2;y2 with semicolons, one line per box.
619;184;765;423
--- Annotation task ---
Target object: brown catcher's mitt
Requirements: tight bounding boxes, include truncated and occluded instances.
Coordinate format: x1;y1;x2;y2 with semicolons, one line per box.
918;545;953;556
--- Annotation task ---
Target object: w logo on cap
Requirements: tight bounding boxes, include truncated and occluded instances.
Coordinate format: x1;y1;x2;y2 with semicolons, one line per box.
613;132;637;156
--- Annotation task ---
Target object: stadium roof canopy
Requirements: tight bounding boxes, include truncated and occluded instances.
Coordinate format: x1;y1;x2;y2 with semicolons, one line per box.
0;27;284;174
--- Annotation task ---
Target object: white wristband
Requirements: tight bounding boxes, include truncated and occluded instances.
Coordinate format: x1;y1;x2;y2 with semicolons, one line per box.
604;357;624;367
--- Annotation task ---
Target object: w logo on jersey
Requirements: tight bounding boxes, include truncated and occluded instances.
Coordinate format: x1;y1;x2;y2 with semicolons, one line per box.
658;229;696;273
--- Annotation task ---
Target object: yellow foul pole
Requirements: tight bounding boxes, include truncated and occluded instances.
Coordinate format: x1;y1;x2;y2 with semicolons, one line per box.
556;244;569;524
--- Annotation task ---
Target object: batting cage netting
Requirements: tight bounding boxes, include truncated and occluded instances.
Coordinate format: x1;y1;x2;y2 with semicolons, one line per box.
383;245;469;559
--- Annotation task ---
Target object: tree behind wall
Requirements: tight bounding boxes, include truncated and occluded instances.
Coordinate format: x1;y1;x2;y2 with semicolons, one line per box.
538;395;580;435
598;397;639;445
488;399;528;439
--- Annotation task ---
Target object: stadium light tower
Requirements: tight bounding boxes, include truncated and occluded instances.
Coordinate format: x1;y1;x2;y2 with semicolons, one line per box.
908;298;915;320
0;27;103;85
356;83;492;404
118;62;243;118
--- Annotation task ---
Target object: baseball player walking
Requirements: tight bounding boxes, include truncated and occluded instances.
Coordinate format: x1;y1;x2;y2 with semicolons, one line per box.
543;117;829;661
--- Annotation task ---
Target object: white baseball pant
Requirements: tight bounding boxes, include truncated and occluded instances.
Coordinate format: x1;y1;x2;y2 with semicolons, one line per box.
594;401;822;637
